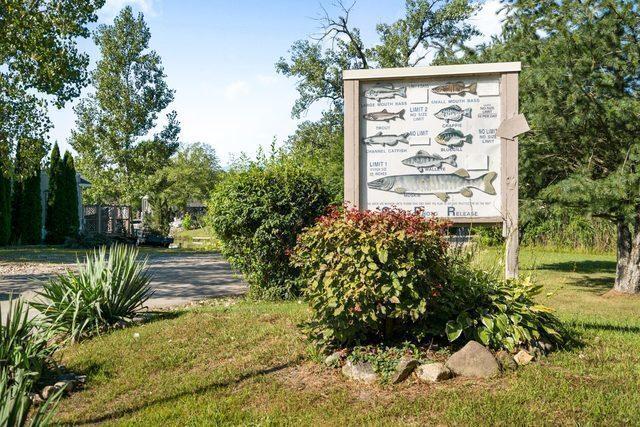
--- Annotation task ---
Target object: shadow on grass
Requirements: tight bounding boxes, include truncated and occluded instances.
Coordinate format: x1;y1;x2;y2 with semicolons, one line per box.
570;321;640;334
537;260;616;274
567;276;614;294
75;359;301;425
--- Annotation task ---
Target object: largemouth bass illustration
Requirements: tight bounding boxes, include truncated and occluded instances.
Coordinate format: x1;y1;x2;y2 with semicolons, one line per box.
364;84;407;102
367;169;497;202
401;151;457;172
434;105;472;123
363;109;405;122
363;132;410;146
432;81;477;97
435;128;473;147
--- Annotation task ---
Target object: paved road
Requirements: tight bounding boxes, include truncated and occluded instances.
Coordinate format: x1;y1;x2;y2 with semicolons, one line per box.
0;251;247;315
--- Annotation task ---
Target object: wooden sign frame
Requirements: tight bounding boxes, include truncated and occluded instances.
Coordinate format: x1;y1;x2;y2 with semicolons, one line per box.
343;62;521;278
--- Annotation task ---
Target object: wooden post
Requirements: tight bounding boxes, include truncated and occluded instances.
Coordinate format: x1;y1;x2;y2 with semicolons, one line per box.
501;72;519;278
343;79;360;209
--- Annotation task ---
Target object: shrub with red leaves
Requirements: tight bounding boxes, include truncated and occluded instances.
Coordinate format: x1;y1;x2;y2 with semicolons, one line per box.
291;206;451;349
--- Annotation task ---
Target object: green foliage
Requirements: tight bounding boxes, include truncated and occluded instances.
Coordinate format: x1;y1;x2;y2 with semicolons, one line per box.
347;342;424;383
71;6;179;207
292;208;450;349
11;141;42;245
0;168;10;246
0;369;62;427
45;144;64;244
0;297;55;381
208;160;330;299
32;244;153;342
0;0;105;177
442;263;568;352
181;213;194;230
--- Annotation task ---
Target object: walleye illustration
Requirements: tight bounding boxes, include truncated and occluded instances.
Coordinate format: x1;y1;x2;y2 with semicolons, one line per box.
364;84;407;102
435;128;473;147
363;109;405;122
363;132;410;146
434;105;472;123
367;169;497;202
432;81;477;97
402;151;457;172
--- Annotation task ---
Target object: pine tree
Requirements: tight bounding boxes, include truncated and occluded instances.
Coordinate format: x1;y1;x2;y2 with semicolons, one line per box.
11;140;42;245
62;151;79;238
0;170;11;246
45;144;64;244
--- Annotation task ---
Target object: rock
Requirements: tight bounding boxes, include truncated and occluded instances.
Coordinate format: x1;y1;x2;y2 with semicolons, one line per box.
496;350;517;372
416;362;452;383
341;360;378;384
445;340;500;378
324;352;342;368
29;393;44;405
41;385;60;400
55;380;75;394
535;340;554;354
389;357;419;384
514;349;534;366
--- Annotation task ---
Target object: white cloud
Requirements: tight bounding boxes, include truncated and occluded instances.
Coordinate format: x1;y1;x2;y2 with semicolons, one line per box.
223;80;251;100
468;0;506;46
99;0;157;20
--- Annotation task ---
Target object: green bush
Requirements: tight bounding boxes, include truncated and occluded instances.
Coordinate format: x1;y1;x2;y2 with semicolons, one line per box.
441;261;568;351
0;297;54;379
291;208;450;349
208;162;330;299
0;369;62;427
32;244;153;342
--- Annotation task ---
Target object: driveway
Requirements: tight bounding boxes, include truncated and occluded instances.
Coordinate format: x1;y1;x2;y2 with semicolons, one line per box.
0;250;247;315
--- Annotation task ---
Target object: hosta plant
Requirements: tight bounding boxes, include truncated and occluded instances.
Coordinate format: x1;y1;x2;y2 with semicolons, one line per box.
292;207;450;349
32;244;153;342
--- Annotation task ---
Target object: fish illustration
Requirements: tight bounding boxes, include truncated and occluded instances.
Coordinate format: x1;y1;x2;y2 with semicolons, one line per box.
432;81;477;97
363;109;405;122
435;128;473;147
367;169;497;202
434;105;472;123
364;84;407;102
363;132;410;146
401;151;457;172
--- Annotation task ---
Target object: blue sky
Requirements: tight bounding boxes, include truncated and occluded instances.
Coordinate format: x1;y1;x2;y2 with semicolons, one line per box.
49;0;504;165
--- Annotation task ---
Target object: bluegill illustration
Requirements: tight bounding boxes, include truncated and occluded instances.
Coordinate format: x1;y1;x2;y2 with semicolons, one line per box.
432;81;477;97
367;169;497;202
364;84;407;102
434;105;472;123
363;109;405;122
363;132;410;146
435;128;473;147
401;151;457;172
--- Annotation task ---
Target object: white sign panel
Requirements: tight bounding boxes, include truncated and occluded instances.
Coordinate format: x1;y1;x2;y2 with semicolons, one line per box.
359;76;502;220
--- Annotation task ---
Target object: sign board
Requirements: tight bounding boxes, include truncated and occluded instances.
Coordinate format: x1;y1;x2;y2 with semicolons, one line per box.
343;62;521;277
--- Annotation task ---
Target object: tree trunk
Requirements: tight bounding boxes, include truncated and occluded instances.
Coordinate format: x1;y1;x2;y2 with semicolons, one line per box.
614;220;640;294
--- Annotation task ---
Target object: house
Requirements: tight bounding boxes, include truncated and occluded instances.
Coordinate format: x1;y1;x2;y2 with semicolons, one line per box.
40;172;91;239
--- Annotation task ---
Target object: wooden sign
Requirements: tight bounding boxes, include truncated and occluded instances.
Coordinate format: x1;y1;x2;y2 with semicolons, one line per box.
343;62;521;278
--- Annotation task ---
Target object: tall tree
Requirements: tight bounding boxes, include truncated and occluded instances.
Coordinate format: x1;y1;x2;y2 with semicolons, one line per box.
45;144;64;243
11;141;42;245
0;0;105;178
276;0;479;201
61;151;80;238
0;164;10;246
71;6;179;207
472;0;640;293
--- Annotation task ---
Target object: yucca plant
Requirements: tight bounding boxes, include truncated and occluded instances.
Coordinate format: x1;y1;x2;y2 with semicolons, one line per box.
32;244;153;342
0;297;54;379
0;369;62;427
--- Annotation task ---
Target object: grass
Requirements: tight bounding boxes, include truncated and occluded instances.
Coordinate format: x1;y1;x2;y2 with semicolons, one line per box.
172;227;222;251
49;248;640;425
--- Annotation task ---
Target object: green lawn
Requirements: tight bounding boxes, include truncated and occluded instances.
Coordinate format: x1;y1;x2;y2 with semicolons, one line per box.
53;248;640;425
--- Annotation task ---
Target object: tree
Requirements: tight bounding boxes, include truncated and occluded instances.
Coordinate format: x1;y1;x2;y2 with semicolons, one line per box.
276;0;479;202
61;152;80;238
0;0;105;177
45;144;64;244
71;6;179;208
0;165;10;246
11;141;42;245
474;0;640;293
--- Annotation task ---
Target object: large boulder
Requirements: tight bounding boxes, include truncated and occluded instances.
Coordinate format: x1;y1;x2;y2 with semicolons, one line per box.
445;340;500;378
389;357;419;384
342;360;378;384
416;362;452;383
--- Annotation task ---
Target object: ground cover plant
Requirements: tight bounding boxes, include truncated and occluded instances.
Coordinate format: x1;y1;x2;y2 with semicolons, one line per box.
32;244;153;342
208;161;330;299
48;249;640;425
